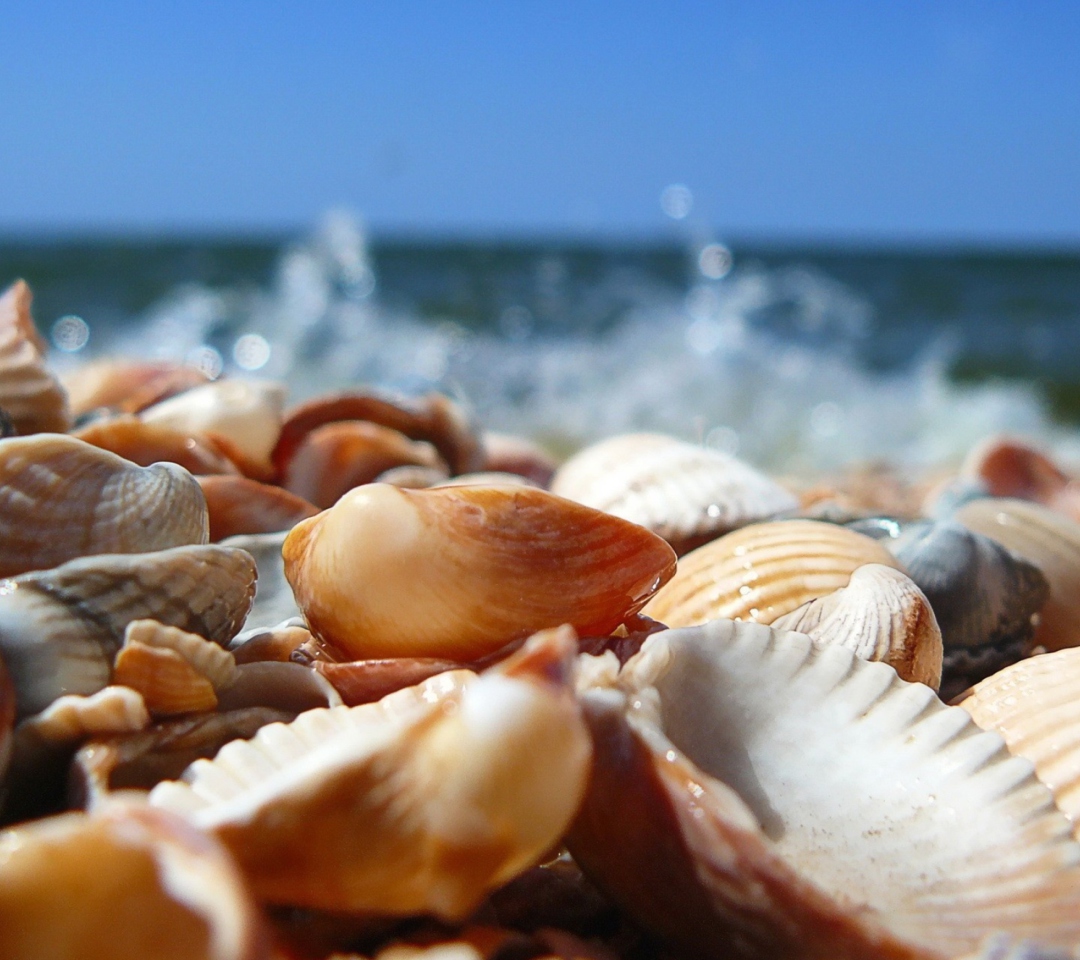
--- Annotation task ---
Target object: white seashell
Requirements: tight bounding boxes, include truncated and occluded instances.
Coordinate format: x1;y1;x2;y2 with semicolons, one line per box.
15;687;149;747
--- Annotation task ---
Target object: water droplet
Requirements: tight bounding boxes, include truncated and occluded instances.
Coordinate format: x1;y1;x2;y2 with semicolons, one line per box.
233;333;271;371
51;315;89;352
660;183;693;220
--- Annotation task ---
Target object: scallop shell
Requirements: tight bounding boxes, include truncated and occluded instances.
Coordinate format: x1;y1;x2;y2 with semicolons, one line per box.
75;415;240;475
957;498;1080;652
642;518;902;628
149;628;592;919
0;434;209;578
772;563;943;687
283;483;677;661
283;420;445;509
140;378;286;473
551;433;798;554
0;545;256;718
0;280;72;435
568;620;1080;959
61;359;209;417
197;475;318;541
219;532;302;632
0;800;267;960
892;520;1050;698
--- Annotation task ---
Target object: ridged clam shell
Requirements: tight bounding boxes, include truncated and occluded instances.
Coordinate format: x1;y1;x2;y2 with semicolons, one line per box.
0;434;209;578
124;620;239;691
892;520;1050;698
75;415;241;475
150;628;592;919
141;378;286;472
957;498;1080;652
198;475;318;541
960;649;1080;833
551;433;798;553
61;359;209;417
219;532;301;632
283;483;677;661
0;545;256;718
0;280;72;435
772;563;943;687
0;800;266;960
568;621;1080;959
642;519;901;628
113;642;219;716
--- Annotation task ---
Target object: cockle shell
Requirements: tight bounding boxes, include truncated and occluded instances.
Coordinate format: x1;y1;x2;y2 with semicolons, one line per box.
892;520;1050;698
0;800;267;960
0;434;210;578
0;280;72;435
642;518;901;628
772;563;943;687
567;620;1080;959
149;628;592;919
124;620;239;692
0;545;256;718
957;498;1080;652
197;475;318;541
283;483;677;661
62;360;209;417
75;415;240;475
551;433;798;554
113;643;220;717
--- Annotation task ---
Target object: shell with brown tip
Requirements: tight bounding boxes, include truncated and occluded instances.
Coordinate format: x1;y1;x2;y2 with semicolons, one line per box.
283;483;677;661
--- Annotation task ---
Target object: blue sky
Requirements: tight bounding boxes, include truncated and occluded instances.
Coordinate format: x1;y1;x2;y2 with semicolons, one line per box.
1;1;1078;240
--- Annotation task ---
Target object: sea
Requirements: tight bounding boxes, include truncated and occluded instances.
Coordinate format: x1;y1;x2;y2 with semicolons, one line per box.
3;211;1080;477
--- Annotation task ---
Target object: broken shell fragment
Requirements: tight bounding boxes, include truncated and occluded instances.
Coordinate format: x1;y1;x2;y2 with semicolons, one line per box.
198;475;318;541
283;483;677;661
149;627;592;919
0;434;209;578
642;518;901;628
124;620;239;692
15;687;150;750
551;433;797;554
772;563;943;687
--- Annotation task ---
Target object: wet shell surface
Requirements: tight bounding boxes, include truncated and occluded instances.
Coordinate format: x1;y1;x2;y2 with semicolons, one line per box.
957;498;1080;652
892;520;1050;698
551;433;798;553
149;628;592;919
642;518;902;628
772;563;943;688
0;280;72;435
568;620;1080;959
283;483;677;661
197;475;318;541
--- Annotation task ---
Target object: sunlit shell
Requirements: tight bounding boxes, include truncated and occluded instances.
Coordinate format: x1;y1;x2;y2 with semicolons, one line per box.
792;461;936;521
219;532;302;631
642;519;901;628
0;434;209;578
283;421;445;508
0;545;256;718
0;280;72;435
215;662;342;714
568;620;1080;959
61;359;209;417
551;433;798;554
74;415;241;475
197;475;318;541
272;389;484;478
141;379;286;474
772;563;943;687
962;435;1080;522
0;800;266;960
892;520;1050;698
150;628;591;919
480;432;558;488
284;483;677;661
957;498;1080;652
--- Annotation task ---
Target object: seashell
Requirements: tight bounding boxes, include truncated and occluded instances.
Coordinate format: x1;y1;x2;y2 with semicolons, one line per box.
149;627;592;919
197;475;318;541
74;414;241;475
436;471;540;488
567;620;1080;959
957;498;1080;652
113;642;219;717
0;545;255;718
792;462;936;520
61;359;209;417
642;518;902;628
375;463;452;488
892;520;1050;699
0;799;267;960
283;420;445;509
772;563;943;687
272;388;484;478
962;435;1080;522
228;619;311;664
220;532;302;632
0;433;209;578
480;431;558;488
551;433;798;554
284;483;677;661
15;686;149;749
960;648;1080;833
314;657;462;706
140;378;287;474
215;661;342;714
0;280;72;435
124;620;239;691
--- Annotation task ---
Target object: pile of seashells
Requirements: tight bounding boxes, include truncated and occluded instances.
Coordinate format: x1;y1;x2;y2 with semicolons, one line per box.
4;276;1080;959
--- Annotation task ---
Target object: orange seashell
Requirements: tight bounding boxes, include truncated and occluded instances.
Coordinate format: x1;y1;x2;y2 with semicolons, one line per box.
198;475;318;541
113;641;219;717
314;658;461;706
74;415;240;475
642;518;902;628
283;421;445;509
283;483;677;661
0;280;72;435
61;360;209;417
962;435;1080;523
